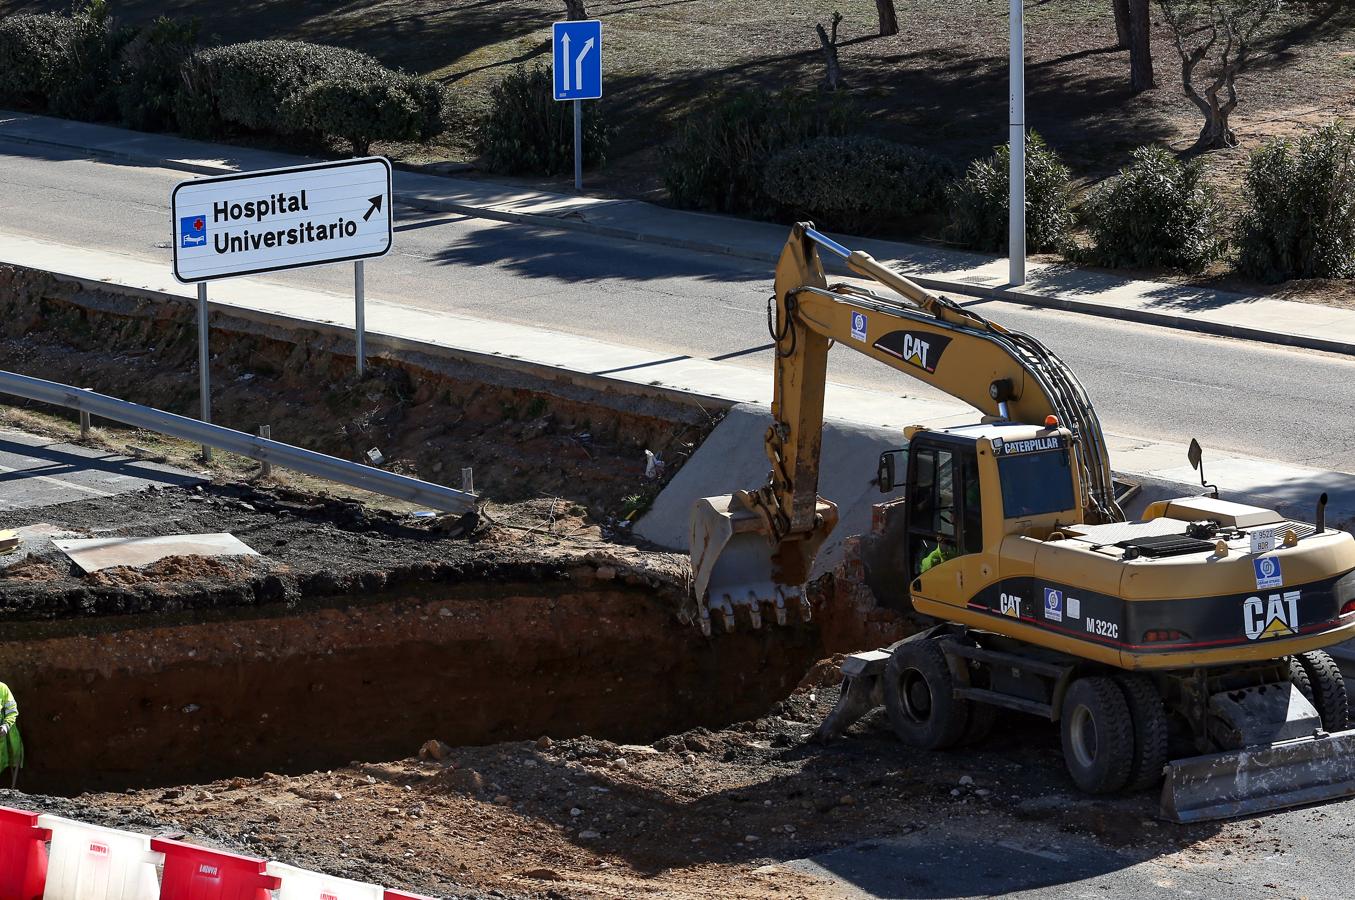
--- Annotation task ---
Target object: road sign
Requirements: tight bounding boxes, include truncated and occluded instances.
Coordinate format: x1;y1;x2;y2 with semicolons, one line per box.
170;157;393;283
552;20;603;101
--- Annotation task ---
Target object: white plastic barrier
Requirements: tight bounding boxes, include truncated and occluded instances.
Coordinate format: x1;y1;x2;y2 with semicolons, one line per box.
38;815;162;900
267;862;383;900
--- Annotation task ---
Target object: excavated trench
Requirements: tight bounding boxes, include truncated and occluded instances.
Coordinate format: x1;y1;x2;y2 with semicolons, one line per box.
1;560;821;796
0;264;833;796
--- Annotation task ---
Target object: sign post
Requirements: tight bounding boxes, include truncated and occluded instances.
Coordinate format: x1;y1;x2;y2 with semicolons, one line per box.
552;20;603;192
171;156;394;417
1009;0;1026;287
197;282;211;461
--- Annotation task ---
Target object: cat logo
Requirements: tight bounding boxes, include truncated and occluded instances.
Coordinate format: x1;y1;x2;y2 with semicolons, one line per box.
874;330;953;374
999;592;1022;618
1243;590;1300;641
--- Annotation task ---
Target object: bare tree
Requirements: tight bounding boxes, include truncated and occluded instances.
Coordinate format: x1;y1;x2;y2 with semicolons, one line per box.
876;0;899;36
563;0;587;20
816;12;846;91
1129;0;1155;92
1156;0;1282;149
1113;0;1132;47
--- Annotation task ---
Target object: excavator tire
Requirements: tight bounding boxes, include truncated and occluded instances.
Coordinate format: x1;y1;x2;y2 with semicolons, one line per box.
1060;676;1134;794
1114;673;1169;793
883;638;970;750
1289;656;1315;704
1297;650;1348;732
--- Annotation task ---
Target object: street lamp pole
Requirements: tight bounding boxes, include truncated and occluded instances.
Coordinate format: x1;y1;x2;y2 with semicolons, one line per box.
1009;0;1026;286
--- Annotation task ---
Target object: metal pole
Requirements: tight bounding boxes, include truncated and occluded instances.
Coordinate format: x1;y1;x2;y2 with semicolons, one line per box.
355;259;366;378
79;410;90;440
197;281;212;462
259;425;272;477
574;99;583;192
1009;0;1027;287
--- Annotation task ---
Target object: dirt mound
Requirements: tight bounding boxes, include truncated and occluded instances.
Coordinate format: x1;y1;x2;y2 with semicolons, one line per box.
86;553;266;587
0;555;62;582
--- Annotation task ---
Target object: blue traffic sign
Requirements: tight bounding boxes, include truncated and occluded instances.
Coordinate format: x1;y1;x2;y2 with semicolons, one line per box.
552;20;603;101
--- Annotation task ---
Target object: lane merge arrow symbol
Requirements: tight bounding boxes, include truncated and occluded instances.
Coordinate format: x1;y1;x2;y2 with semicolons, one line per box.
574;37;595;93
363;195;383;222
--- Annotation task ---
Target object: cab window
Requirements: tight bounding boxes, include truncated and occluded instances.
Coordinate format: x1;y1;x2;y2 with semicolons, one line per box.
908;444;982;575
997;450;1075;518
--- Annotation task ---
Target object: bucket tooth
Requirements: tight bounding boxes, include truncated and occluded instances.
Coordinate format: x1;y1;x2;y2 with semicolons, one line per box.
699;604;712;638
773;591;788;626
746;591;763;629
799;591;813;623
717;595;737;633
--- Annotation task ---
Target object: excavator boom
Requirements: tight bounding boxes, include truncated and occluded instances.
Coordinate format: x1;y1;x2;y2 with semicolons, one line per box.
692;223;1121;632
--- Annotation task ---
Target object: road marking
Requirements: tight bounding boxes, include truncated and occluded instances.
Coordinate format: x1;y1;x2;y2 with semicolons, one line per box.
996;840;1067;862
1124;371;1229;392
0;460;117;498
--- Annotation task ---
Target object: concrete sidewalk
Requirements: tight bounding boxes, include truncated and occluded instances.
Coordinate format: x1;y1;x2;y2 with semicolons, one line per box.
3;230;1353;537
3;110;1354;357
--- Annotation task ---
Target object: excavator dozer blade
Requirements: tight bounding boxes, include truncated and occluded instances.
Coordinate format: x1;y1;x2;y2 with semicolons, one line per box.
690;494;837;636
1161;729;1355;823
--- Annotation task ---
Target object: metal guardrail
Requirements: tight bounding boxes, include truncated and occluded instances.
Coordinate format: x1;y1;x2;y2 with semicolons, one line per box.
0;369;479;515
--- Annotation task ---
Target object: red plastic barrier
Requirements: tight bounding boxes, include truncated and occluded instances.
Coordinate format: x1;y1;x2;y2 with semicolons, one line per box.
384;892;438;900
0;806;49;900
152;838;280;900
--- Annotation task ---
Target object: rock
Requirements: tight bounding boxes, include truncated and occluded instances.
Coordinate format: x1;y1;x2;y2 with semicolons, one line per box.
838;794;856;806
439;768;484;794
612;757;629;769
594;565;617;581
536;735;554;751
959;775;974;786
578;829;601;839
438;607;453;618
570;807;584;817
493;794;510;805
684;734;712;753
418;739;452;761
744;834;759;842
522;868;563;881
950;789;962;797
682;753;697;764
976;788;991;797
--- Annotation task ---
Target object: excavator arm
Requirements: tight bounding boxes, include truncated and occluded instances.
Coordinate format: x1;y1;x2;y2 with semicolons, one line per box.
691;223;1123;633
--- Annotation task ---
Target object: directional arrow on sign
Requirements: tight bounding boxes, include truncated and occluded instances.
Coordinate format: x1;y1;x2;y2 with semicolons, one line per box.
363;195;383;222
575;37;595;93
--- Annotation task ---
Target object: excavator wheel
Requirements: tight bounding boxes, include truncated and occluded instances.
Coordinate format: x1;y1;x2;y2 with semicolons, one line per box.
1060;676;1134;794
1289;656;1315;703
1113;673;1169;793
882;639;971;750
1296;650;1349;732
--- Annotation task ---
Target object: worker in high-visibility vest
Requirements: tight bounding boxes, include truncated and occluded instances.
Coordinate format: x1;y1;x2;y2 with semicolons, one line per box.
0;682;23;787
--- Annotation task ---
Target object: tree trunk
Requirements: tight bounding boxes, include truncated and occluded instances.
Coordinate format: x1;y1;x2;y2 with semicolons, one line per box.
816;12;845;91
1128;0;1154;93
876;0;899;37
1113;0;1131;48
1197;112;1237;150
564;0;587;20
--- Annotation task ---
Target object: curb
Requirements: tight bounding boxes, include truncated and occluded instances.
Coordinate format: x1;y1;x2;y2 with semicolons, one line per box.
5;127;1351;361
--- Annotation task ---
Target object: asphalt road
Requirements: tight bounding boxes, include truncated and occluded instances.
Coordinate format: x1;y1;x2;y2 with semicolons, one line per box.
4;141;1355;474
0;427;200;511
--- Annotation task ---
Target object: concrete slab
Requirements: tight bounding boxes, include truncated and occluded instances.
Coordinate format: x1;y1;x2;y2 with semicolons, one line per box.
635;404;906;573
0;428;202;511
52;533;257;573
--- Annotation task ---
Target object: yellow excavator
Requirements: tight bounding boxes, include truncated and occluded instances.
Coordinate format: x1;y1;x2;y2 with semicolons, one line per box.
691;223;1355;822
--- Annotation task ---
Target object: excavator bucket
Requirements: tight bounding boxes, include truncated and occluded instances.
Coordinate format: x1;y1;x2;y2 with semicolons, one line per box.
1161;729;1355;823
690;494;837;636
1160;683;1355;822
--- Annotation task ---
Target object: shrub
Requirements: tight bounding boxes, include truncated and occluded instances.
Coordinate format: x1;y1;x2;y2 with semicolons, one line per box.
947;133;1075;254
117;15;199;132
177;40;386;138
762;136;953;234
284;71;447;156
1079;146;1225;272
0;13;71;109
475;64;606;175
1236;124;1355;282
664;89;850;216
45;0;128;122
